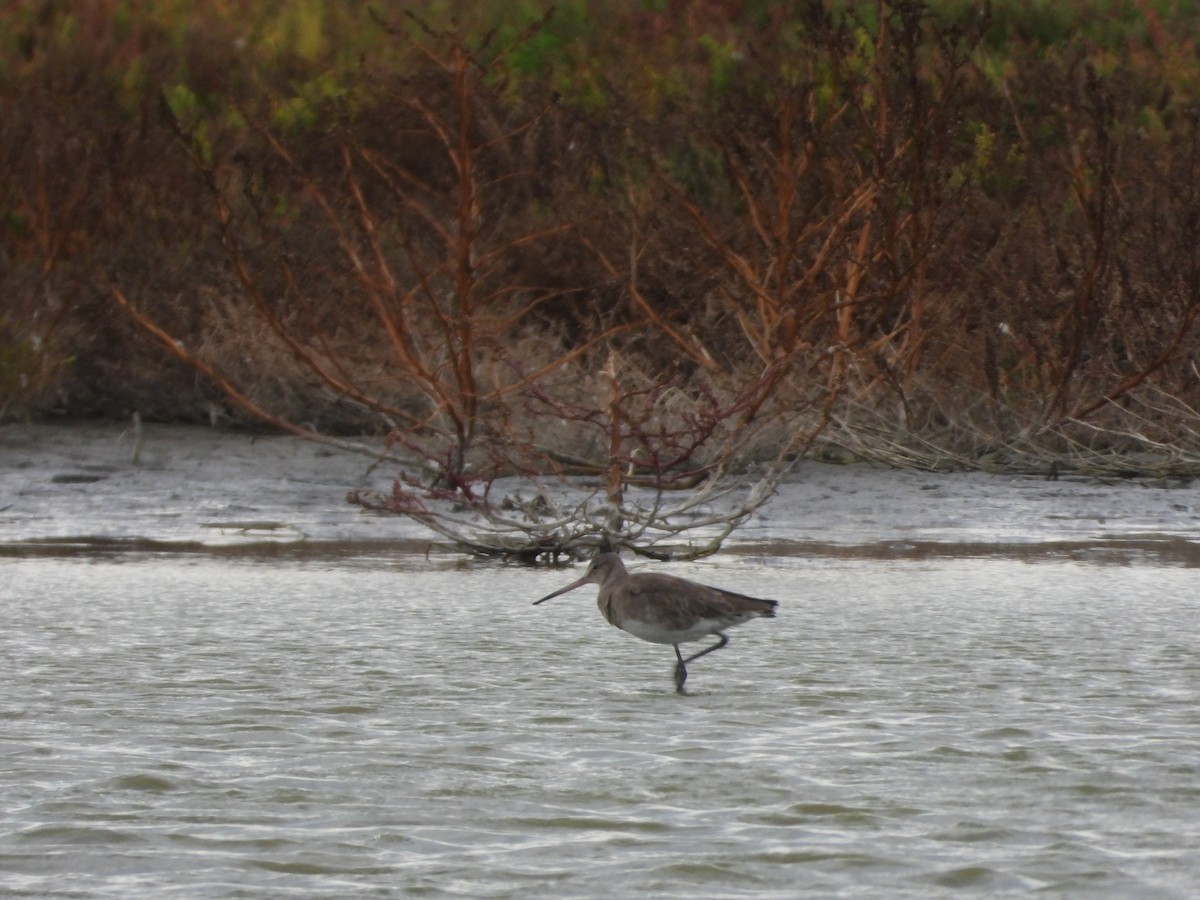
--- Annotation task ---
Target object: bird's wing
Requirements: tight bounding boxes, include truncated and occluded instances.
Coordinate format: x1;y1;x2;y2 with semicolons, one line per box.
627;573;775;625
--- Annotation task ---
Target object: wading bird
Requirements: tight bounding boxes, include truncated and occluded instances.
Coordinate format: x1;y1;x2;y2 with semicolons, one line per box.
533;552;777;694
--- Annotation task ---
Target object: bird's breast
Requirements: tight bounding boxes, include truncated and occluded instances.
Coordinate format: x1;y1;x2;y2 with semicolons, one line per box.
617;615;729;645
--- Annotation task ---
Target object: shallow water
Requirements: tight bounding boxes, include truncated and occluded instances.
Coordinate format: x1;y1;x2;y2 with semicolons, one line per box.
2;552;1199;898
3;422;1199;897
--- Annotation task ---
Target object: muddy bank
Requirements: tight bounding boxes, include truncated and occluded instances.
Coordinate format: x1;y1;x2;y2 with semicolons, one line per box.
1;421;1197;563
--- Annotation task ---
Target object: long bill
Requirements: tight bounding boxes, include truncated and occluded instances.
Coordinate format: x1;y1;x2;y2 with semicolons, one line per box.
532;576;591;605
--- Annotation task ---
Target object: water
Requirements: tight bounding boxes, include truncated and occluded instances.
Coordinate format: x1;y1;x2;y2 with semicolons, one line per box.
3;553;1198;898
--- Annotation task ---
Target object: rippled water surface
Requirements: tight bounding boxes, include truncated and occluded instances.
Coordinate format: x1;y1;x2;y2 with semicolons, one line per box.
3;553;1199;898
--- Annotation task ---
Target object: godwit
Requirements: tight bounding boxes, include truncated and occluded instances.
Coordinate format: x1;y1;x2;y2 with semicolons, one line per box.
533;552;777;694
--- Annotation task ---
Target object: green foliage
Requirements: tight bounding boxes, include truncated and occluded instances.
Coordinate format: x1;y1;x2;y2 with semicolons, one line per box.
0;323;69;417
506;27;565;76
0;334;37;391
259;0;328;63
272;71;346;131
698;34;737;94
163;82;214;162
1;207;29;242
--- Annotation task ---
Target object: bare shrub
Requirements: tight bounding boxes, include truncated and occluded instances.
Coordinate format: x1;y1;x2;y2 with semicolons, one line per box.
107;16;806;560
11;0;1200;545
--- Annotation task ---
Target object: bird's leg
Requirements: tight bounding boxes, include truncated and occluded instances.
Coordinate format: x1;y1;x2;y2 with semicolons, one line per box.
672;634;729;694
673;644;688;694
681;633;729;667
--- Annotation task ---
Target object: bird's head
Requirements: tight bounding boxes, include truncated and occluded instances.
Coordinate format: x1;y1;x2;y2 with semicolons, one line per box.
532;552;624;605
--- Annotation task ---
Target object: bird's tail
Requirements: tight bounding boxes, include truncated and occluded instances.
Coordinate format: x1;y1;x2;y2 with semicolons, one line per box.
748;598;778;618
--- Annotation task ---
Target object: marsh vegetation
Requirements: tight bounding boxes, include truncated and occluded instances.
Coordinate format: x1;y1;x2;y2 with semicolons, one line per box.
4;1;1200;556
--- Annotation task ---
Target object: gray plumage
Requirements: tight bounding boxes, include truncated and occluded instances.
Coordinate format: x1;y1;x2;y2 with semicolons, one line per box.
534;552;777;693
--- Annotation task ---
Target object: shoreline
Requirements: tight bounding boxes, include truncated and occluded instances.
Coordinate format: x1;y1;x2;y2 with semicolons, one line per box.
2;420;1197;563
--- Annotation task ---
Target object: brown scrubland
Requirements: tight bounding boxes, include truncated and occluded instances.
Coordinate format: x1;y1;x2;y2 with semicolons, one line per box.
4;1;1200;556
